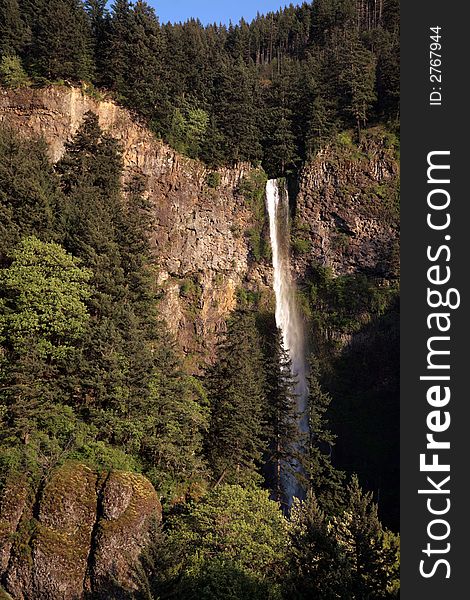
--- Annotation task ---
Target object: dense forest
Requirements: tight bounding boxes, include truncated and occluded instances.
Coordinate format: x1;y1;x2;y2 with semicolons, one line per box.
0;0;399;174
0;1;400;598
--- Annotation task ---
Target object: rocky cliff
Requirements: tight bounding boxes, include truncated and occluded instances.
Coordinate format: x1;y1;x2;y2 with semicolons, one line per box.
0;87;399;366
0;463;161;600
292;129;399;281
0;85;272;367
0;87;399;367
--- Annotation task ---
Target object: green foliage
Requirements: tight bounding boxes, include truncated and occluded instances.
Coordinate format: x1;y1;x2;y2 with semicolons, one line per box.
239;169;271;262
179;277;201;301
0;121;209;504
205;311;267;486
288;492;352;599
291;236;311;256
332;475;399;598
0;2;401;593
239;169;268;207
25;0;95;82
168;99;209;158
262;328;301;504
0;236;92;358
70;440;139;471
162;485;287;599
0;0;31;57
205;171;221;189
287;479;400;599
302;357;345;515
306;263;397;338
0;126;60;262
0;55;30;88
247;227;271;262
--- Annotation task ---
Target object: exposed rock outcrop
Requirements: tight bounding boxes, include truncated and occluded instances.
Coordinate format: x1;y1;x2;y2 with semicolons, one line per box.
0;463;161;600
0;87;399;362
0;85;272;366
292;130;399;280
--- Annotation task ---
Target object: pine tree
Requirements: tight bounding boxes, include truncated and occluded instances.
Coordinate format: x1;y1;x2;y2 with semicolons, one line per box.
104;0;167;126
336;30;377;136
212;58;262;163
302;357;345;514
84;0;108;79
288;491;352;599
164;485;288;599
26;0;95;82
0;126;60;264
332;475;399;599
0;0;30;58
206;311;267;486
56;112;125;302
288;480;399;599
263;328;300;503
54;113;209;499
261;70;299;176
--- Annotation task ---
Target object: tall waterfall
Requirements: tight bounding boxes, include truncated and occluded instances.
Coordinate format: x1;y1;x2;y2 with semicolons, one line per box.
266;178;308;502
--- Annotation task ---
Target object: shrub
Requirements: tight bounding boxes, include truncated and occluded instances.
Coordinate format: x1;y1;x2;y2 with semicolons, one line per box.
292;236;311;255
206;171;221;189
0;55;30;88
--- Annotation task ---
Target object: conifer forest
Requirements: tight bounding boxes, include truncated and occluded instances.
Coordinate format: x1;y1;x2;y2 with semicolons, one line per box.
0;1;400;598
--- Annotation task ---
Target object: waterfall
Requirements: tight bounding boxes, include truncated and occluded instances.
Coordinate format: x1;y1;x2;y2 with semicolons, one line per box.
266;178;308;502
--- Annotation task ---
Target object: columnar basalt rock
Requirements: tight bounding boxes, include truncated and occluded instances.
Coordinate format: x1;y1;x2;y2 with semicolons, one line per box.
0;463;161;600
0;86;272;364
292;132;400;280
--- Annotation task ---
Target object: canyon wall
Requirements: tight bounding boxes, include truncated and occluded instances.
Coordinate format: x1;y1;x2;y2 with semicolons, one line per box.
0;86;271;367
0;87;399;364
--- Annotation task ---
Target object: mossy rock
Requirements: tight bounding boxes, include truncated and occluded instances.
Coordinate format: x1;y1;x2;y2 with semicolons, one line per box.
31;463;99;598
92;470;162;594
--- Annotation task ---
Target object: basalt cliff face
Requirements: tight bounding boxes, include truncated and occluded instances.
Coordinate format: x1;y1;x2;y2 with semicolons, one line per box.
0;87;399;365
0;87;399;366
293;131;399;281
0;86;271;368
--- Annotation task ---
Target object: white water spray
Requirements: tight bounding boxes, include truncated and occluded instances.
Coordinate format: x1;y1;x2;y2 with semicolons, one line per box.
266;178;308;501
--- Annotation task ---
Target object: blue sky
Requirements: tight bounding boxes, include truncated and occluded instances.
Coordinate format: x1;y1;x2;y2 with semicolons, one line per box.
145;1;295;25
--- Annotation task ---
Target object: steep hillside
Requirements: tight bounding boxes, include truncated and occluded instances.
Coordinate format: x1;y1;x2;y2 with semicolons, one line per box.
0;86;399;363
0;85;273;367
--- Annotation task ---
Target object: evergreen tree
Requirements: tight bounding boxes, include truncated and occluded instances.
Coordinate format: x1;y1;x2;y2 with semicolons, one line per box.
212;58;262;163
104;0;167;127
302;357;345;514
0;54;30;87
26;0;95;81
288;480;400;599
206;311;267;486
288;491;352;599
333;475;397;599
55;114;209;499
261;70;299;175
0;0;30;58
84;0;109;78
336;30;377;136
263;328;300;503
0;126;60;264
